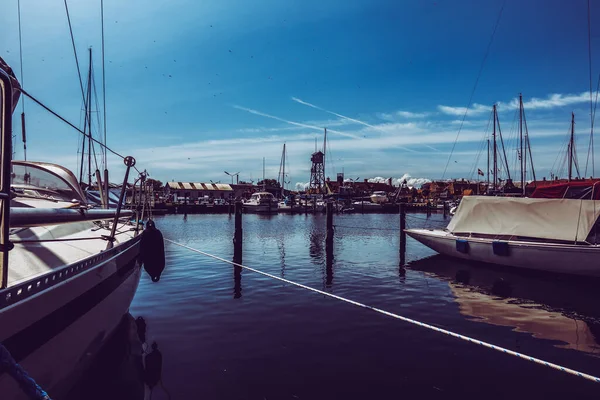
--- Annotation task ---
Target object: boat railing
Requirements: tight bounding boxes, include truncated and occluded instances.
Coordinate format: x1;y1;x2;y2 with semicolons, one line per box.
0;68;14;289
592;181;600;200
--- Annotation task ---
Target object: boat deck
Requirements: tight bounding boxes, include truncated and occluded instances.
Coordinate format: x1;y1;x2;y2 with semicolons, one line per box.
7;221;137;287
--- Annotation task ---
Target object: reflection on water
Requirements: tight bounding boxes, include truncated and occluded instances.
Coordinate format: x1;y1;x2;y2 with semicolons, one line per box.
409;255;600;355
66;314;145;400
325;246;334;288
233;265;242;299
309;228;324;263
121;214;599;399
67;313;173;400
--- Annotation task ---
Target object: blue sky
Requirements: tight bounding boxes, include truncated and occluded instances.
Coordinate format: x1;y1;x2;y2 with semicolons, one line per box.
2;0;600;188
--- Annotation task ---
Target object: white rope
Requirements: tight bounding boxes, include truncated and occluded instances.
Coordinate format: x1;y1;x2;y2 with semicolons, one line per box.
165;238;600;384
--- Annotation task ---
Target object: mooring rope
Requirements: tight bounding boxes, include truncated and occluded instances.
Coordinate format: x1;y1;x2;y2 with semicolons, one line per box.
165;238;600;385
0;343;51;399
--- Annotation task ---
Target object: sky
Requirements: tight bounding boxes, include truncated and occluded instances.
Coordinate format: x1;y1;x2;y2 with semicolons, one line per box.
2;0;600;189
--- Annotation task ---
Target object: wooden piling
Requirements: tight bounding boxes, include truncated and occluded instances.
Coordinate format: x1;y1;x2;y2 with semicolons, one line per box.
326;201;334;248
400;202;406;266
233;201;243;258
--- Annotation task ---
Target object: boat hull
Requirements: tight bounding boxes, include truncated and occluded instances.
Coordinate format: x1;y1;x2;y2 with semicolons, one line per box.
0;235;142;399
405;228;600;277
243;203;278;214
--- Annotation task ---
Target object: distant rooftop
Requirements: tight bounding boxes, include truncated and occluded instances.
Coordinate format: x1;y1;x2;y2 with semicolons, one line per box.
166;182;233;191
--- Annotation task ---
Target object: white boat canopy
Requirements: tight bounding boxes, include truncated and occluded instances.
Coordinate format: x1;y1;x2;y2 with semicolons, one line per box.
447;196;600;242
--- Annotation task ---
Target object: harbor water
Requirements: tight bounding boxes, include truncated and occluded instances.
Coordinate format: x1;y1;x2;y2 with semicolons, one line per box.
77;213;600;399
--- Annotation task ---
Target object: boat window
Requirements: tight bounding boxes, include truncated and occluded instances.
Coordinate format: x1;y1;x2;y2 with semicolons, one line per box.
585;217;600;244
11;164;82;202
564;185;593;199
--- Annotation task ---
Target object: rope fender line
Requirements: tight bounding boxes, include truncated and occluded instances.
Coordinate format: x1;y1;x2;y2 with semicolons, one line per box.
165;238;600;385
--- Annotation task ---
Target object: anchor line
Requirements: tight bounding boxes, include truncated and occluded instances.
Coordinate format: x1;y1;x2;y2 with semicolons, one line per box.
165;238;600;385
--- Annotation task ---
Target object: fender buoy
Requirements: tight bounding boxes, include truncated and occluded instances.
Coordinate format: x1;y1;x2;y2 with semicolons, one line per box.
144;342;162;389
140;220;165;282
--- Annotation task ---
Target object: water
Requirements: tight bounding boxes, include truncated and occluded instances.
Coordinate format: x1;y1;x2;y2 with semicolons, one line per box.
83;213;600;398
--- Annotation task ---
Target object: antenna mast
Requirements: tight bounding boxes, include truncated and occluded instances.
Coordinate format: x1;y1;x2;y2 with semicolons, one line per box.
519;93;524;194
323;128;327;185
87;48;93;188
493;105;497;190
569;112;575;181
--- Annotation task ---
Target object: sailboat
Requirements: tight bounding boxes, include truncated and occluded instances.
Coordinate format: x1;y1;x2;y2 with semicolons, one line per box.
0;33;158;400
407;96;600;276
406;195;600;277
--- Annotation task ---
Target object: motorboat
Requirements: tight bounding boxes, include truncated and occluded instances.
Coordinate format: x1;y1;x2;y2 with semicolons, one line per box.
406;196;600;277
243;192;278;213
369;191;388;204
277;196;295;213
0;61;158;398
351;200;382;211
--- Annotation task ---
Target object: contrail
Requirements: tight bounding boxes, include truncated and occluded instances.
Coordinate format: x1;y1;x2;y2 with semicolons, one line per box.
424;145;440;152
233;105;360;139
291;97;420;153
291;97;378;129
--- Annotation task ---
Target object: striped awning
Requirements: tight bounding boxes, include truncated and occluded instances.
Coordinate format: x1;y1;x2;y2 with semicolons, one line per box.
166;182;233;191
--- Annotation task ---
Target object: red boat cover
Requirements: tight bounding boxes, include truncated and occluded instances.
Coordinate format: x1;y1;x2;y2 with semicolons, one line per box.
530;180;600;200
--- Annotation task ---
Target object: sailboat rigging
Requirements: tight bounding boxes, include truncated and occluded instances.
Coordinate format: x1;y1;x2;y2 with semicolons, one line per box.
0;0;162;397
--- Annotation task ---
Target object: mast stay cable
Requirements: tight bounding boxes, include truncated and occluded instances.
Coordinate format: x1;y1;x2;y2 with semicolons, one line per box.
63;0;85;102
17;0;26;160
441;0;506;179
585;0;595;177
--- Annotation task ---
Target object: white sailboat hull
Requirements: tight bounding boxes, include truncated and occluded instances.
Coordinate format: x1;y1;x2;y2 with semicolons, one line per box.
405;228;600;277
0;235;142;399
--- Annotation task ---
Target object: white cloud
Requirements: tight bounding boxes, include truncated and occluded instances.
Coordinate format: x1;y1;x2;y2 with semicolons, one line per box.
365;175;431;188
377;111;427;121
499;91;598;111
437;103;489;116
295;181;310;191
367;177;391;183
396;111;427;118
437;91;598;117
396;173;431;188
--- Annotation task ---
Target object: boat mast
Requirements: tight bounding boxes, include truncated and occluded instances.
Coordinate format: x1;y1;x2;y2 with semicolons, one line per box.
487;138;490;191
519;93;524;194
323;128;327;192
281;143;286;197
263;157;265;191
79;51;91;185
569;112;575;181
493;105;497;190
87;48;93;188
523;104;536;185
